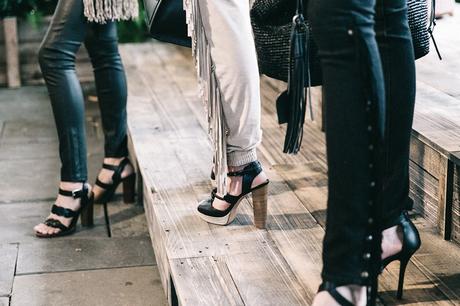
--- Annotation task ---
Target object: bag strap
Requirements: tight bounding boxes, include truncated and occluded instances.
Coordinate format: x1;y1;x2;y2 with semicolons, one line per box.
296;0;303;15
428;0;442;60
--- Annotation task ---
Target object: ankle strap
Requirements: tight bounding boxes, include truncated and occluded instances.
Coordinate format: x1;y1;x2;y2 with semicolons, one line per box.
58;183;88;199
102;158;131;182
227;161;263;195
227;161;262;177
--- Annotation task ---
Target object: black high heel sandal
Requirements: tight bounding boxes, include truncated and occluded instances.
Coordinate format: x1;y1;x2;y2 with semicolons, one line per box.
381;211;421;299
318;282;355;306
35;183;94;238
197;161;269;229
94;157;136;204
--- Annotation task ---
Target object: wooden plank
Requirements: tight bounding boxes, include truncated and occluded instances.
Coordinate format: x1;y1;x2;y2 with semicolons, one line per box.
409;160;440;227
170;257;244;306
438;159;454;240
410;137;445;179
3;17;21;88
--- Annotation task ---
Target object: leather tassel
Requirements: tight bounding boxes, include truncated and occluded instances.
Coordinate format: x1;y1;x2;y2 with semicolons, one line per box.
279;8;310;154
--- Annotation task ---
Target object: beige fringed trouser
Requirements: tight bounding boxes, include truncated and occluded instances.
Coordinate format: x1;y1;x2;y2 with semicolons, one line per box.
185;0;262;193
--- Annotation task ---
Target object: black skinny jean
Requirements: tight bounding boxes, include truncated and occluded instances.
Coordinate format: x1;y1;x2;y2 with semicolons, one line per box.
39;0;128;182
309;0;416;286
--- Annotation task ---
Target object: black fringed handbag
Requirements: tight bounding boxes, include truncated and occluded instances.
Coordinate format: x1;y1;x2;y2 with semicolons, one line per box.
251;0;320;154
143;0;191;47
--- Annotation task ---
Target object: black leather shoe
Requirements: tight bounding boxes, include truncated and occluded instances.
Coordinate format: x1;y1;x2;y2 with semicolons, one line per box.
94;157;136;204
35;183;94;238
381;211;421;299
197;161;269;228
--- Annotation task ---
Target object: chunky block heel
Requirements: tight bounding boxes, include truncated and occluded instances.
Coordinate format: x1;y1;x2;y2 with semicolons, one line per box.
252;185;268;229
123;174;136;203
80;195;94;227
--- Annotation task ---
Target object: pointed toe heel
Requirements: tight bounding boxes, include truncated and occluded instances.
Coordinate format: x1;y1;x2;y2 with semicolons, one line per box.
252;184;268;229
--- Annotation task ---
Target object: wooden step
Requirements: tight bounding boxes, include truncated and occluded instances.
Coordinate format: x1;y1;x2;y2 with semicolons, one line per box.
121;41;460;305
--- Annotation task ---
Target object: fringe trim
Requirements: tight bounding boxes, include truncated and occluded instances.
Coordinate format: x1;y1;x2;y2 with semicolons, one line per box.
83;0;139;24
184;0;228;195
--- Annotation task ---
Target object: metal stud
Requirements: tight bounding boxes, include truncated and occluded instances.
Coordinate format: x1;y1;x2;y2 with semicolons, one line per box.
348;29;354;36
368;145;374;150
366;235;373;241
368;218;374;224
361;271;369;278
370;181;376;187
363;253;371;260
369;163;374;169
367;126;372;131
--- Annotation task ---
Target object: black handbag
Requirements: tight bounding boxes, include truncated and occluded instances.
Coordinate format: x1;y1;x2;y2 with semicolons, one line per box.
143;0;191;47
251;0;321;85
251;0;438;82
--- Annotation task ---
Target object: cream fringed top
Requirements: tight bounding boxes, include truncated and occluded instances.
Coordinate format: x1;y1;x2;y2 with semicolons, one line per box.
83;0;139;23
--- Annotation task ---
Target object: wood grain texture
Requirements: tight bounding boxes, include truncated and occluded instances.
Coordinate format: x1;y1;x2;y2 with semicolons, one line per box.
122;40;460;305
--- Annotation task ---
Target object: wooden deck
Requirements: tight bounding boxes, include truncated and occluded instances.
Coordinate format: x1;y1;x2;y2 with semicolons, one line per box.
120;10;460;305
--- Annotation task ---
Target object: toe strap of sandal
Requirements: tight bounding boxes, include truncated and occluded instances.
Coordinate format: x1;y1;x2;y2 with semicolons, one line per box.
51;204;79;218
318;282;354;306
44;218;69;231
213;193;239;205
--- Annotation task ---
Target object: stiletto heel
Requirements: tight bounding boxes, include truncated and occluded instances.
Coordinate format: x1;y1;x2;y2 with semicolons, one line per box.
81;194;94;227
381;211;421;299
122;174;136;203
252;185;268;229
35;183;93;238
397;257;410;299
197;161;269;227
94;157;135;204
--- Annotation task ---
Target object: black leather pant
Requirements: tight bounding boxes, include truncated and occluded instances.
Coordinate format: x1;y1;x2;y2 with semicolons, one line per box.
309;0;416;286
39;0;128;182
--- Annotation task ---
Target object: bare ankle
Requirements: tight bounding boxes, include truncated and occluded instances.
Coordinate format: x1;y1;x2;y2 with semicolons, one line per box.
382;225;403;259
104;157;125;165
60;181;85;190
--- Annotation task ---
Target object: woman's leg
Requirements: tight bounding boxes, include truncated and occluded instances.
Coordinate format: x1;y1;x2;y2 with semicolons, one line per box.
38;0;89;182
35;0;90;236
189;0;268;226
84;22;134;200
308;0;416;303
196;0;262;168
375;0;416;231
309;0;383;290
84;22;128;159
